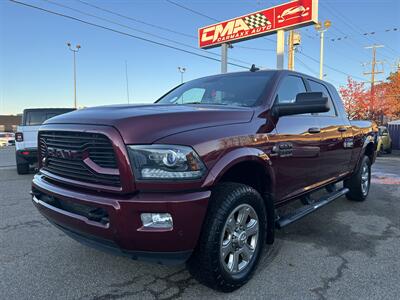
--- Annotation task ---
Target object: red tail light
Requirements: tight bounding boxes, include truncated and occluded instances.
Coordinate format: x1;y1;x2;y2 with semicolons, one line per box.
15;132;23;142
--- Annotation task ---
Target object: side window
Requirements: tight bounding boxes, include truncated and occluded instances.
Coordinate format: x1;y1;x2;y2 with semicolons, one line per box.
276;76;306;103
307;80;337;116
173;88;206;104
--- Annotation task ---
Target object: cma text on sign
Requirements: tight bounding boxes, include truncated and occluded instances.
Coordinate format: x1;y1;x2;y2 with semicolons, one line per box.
198;0;318;49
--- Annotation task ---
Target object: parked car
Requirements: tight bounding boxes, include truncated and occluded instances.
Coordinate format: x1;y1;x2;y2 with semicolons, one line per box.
0;132;15;147
31;70;378;291
15;108;75;174
377;126;392;154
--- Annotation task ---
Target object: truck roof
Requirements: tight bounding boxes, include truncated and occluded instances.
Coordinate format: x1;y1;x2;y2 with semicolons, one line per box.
194;69;334;88
23;108;75;112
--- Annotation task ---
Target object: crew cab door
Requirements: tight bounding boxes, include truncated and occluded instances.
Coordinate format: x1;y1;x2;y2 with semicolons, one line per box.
269;75;322;201
306;79;352;179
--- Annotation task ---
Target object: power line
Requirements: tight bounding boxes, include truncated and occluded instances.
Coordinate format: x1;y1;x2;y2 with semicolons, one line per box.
301;26;361;63
42;0;252;66
166;0;219;22
77;0;269;59
9;0;249;69
295;56;318;77
297;51;365;81
76;0;197;40
233;45;275;52
318;4;381;61
322;2;398;59
330;27;399;42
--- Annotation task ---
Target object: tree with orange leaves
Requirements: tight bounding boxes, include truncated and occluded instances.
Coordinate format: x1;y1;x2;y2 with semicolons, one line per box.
376;71;400;120
339;77;369;120
340;71;400;124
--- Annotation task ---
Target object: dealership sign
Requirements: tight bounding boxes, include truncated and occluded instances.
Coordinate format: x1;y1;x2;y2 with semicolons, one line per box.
198;0;318;49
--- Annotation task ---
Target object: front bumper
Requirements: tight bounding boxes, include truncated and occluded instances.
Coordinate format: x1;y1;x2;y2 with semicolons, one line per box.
32;173;210;264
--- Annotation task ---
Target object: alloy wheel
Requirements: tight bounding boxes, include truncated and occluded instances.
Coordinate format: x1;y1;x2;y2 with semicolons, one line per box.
220;204;259;274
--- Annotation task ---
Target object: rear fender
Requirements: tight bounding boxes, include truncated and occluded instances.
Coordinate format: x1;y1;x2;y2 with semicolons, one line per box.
353;134;377;174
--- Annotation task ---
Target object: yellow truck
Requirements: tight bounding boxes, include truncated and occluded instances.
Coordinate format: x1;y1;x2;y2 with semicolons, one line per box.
377;126;392;155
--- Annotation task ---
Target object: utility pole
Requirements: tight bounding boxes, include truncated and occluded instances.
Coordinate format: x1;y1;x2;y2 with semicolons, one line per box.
288;31;294;70
288;31;301;70
363;45;384;95
314;20;331;79
363;44;385;123
178;66;186;83
125;60;130;104
67;42;81;109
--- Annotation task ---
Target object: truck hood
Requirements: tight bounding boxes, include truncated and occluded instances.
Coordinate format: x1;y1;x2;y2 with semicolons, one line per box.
44;104;254;143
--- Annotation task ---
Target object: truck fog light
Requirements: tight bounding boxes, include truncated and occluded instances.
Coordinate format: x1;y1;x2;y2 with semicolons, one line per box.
140;213;173;229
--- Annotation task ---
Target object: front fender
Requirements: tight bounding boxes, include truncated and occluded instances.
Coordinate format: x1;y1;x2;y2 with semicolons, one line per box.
201;147;276;195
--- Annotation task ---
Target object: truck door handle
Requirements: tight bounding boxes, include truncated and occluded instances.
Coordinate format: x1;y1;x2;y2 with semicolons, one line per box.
308;127;321;134
338;126;347;132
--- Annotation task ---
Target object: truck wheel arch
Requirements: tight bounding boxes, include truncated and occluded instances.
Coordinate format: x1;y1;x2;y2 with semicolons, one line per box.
352;136;376;176
201;147;276;244
361;133;377;165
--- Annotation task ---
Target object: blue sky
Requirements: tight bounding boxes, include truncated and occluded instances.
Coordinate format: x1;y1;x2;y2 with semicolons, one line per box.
1;0;399;115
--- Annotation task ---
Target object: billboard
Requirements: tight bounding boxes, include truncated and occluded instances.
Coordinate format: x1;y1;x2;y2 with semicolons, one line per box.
198;0;318;49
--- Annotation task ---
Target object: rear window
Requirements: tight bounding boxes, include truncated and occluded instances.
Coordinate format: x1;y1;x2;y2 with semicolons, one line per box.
23;109;74;125
307;79;337;116
379;128;388;135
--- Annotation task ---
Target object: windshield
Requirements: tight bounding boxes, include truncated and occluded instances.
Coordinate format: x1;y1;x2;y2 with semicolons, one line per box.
157;72;274;107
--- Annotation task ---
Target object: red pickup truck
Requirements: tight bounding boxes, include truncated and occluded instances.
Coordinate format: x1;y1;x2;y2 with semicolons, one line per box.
31;70;377;291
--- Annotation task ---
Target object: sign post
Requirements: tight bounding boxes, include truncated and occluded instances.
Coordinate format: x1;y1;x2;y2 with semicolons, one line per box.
198;0;318;72
221;43;228;73
276;30;285;69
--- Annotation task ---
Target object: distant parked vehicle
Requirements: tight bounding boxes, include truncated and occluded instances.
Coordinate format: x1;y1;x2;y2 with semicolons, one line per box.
0;132;15;147
377;126;392;155
15;108;75;174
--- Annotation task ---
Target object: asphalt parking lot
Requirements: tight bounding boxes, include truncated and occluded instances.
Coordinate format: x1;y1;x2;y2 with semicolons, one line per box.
1;146;399;300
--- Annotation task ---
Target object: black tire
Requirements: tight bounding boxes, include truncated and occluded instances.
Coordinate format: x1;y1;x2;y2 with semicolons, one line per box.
344;155;371;201
17;162;29;175
188;182;267;292
385;144;392;154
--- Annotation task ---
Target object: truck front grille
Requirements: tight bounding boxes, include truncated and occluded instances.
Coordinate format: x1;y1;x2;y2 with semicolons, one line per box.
39;131;120;187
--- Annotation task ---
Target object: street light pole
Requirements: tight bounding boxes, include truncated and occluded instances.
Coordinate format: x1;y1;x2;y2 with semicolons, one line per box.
178;67;186;83
67;42;81;108
319;30;324;79
314;20;331;79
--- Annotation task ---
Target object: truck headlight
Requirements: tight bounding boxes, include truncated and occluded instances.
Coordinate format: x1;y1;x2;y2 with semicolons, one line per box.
127;145;206;180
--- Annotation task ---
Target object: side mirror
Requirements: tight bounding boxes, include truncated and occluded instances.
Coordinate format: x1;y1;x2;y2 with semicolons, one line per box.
272;92;330;117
